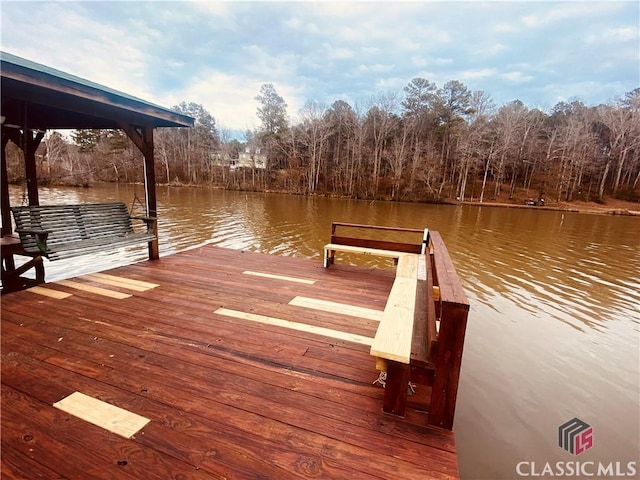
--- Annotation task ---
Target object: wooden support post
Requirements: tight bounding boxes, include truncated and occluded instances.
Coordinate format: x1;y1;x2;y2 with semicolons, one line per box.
429;303;468;430
142;127;159;260
1;129;12;237
382;361;410;417
23;129;41;206
122;124;159;260
428;231;470;431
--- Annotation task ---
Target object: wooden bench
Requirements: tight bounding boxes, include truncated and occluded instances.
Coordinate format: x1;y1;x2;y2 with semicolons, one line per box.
1;234;44;293
323;222;428;268
323;223;469;430
370;253;436;418
11;202;156;261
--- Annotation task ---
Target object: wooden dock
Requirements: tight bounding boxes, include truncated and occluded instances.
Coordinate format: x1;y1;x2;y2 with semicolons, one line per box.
1;246;459;479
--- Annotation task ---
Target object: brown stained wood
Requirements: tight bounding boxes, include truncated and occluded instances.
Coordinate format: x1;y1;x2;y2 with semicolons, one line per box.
3;290;421;438
329;237;422;254
1;245;459;479
383;361;410;417
0;444;68;480
2;385;218;480
4;347;453;479
429;303;469;431
427;232;470;430
2;299;376;387
430;231;470;309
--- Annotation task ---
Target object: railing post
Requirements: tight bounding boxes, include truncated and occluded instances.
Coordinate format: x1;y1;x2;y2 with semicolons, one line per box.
429;301;469;430
428;231;470;430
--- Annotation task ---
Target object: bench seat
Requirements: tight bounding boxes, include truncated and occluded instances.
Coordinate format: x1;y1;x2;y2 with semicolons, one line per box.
322;222;469;429
370;275;418;364
323;243;405;268
370;254;422;363
368;253;437;417
11;202;156;261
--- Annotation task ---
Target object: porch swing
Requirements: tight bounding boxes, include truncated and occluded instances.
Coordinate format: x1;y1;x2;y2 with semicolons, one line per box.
1;51;193;292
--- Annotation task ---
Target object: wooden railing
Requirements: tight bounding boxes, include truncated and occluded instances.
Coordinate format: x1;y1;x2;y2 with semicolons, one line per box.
329;222;427;254
427;231;470;430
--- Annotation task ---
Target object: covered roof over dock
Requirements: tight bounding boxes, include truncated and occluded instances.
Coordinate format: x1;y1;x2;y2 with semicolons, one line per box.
1;51;194;263
1;51;193;130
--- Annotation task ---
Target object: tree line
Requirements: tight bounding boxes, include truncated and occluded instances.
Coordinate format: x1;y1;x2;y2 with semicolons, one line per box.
5;80;640;204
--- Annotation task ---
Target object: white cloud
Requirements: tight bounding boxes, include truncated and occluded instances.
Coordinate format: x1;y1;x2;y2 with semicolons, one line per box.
1;0;637;129
284;16;320;34
172;71;261;132
459;68;497;80
475;43;509;57
396;37;421;51
357;63;395;74
502;71;535;83
411;56;428;68
323;43;355;60
586;26;639;44
520;2;626;28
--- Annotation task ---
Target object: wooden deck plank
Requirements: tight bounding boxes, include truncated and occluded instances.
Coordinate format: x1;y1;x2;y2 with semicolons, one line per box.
289;296;384;321
5;342;450;478
53;391;151;439
84;273;159;291
242;270;316;284
214;307;375;346
1;245;459;479
370;276;419;364
54;279;132;299
26;285;72;299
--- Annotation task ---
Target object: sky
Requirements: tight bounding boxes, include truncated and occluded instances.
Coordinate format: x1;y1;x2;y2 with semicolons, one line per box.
1;1;638;137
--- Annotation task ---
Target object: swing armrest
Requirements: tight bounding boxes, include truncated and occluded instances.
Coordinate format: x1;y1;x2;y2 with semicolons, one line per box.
15;228;50;253
129;215;156;234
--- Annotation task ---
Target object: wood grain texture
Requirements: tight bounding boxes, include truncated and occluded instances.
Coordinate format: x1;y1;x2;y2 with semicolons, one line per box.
53;391;150;438
242;270;316;284
27;285;72;299
55;279;131;299
84;273;159;291
1;245;459;479
289;296;384;321
370;276;418;364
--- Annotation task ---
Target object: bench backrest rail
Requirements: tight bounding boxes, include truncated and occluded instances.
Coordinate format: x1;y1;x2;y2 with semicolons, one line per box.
330;222;427;255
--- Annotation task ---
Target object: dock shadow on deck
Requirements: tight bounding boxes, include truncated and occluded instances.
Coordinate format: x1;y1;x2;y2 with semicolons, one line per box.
1;246;459;479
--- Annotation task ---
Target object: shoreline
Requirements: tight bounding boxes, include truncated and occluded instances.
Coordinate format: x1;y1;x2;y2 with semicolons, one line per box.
451;199;640;216
14;181;640;216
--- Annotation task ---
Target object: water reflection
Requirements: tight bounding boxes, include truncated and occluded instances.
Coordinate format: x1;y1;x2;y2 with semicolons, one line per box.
7;184;639;479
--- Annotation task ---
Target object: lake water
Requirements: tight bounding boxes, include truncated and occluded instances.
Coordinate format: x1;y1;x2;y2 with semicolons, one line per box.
7;184;640;479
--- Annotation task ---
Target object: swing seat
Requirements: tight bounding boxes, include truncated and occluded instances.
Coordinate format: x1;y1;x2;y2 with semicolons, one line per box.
10;202;156;261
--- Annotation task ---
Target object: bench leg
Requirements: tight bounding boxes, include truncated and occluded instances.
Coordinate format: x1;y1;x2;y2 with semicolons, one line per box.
1;255;45;293
323;248;335;268
382;361;410;417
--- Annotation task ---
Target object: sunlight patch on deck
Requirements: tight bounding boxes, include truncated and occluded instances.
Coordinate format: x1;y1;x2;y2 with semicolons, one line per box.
55;279;131;299
289;296;383;321
83;273;159;292
27;286;72;299
53;391;150;438
243;271;315;284
215;307;373;346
